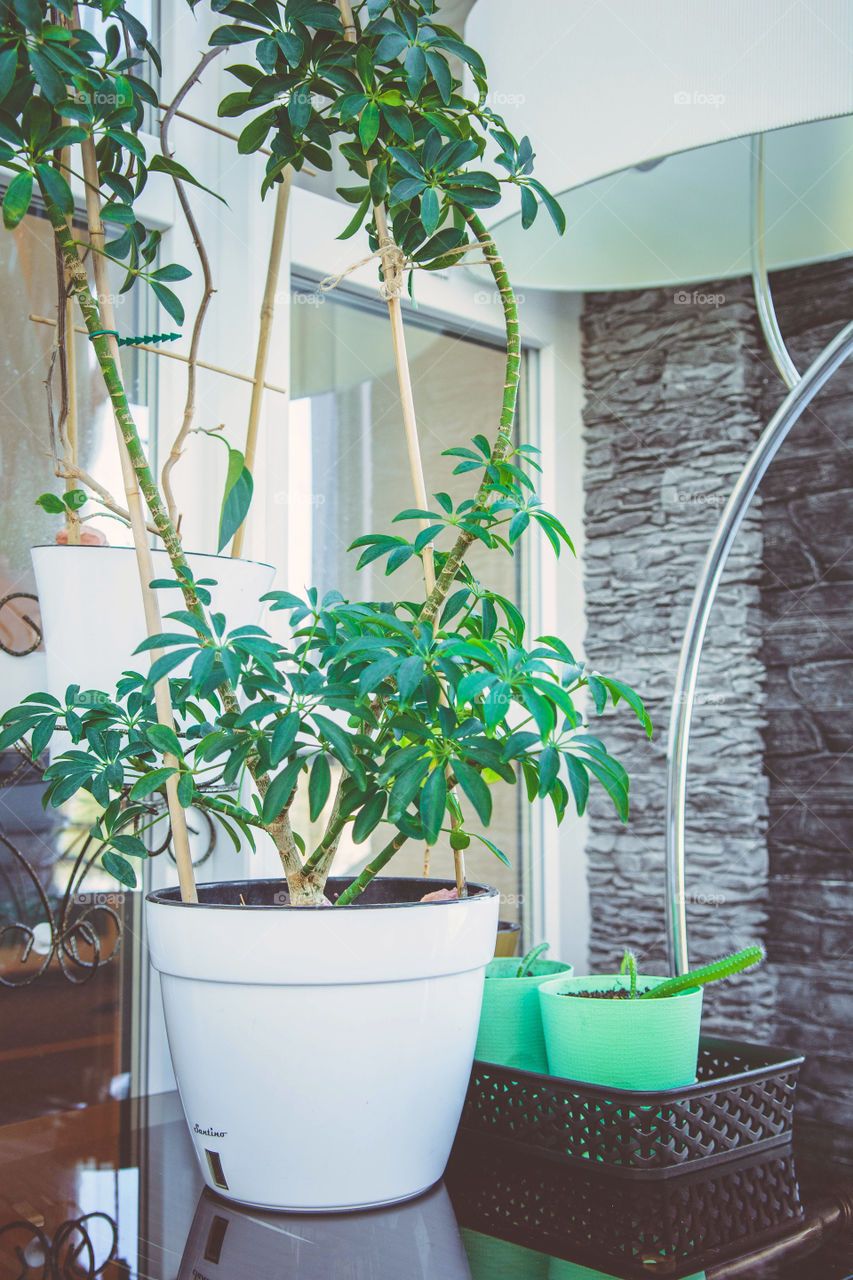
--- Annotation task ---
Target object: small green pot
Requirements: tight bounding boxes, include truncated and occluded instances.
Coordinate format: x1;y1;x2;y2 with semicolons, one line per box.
475;956;573;1073
538;973;703;1090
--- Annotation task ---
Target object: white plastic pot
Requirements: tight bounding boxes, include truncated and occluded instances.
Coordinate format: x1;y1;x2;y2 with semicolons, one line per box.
178;1181;472;1279
146;876;500;1212
30;545;275;700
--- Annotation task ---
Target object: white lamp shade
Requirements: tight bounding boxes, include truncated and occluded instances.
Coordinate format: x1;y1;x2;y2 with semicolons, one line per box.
466;0;853;289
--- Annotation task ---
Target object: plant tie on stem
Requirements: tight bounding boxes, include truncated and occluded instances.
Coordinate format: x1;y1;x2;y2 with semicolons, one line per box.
88;329;182;348
318;240;486;301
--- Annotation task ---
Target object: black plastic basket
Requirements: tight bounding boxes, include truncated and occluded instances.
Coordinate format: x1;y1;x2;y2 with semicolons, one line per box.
447;1134;805;1279
461;1035;804;1180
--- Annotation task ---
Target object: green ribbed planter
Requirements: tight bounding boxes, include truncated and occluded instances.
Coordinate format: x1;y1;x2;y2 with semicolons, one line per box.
538;973;703;1090
475;957;573;1073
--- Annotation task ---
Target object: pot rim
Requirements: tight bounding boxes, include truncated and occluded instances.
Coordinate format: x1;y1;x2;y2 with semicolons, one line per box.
538;972;701;1000
31;544;275;571
146;875;499;911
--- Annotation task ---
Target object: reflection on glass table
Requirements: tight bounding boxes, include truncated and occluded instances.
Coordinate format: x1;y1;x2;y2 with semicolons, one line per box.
0;1094;850;1280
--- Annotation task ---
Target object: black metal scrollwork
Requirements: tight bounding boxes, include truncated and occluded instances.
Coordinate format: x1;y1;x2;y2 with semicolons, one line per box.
0;1211;119;1278
0;831;122;989
0;593;42;657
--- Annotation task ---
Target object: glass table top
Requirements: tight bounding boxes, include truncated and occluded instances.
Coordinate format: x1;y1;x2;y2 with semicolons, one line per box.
0;1093;850;1280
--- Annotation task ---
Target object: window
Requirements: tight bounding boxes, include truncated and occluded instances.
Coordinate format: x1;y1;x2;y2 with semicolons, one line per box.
288;281;528;919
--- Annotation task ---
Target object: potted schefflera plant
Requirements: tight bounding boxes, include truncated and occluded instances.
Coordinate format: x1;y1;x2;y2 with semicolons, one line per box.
0;0;651;1211
538;947;764;1091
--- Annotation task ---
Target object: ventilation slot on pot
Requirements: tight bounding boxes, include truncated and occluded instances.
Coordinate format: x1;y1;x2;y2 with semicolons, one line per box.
204;1214;229;1263
205;1149;229;1191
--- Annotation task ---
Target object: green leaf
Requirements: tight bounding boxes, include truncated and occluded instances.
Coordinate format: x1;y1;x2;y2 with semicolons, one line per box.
359;100;380;151
146;647;196;684
338;190;371;240
28;47;66;103
261;756;302;824
352;791;386;843
110;834;147;858
404;43;426;95
130;767;177;800
270;711;300;766
527;179;566;236
511;169;536;221
64;488;87;510
565;756;589;816
420;185;440;235
0;48;17;103
2;171;33;230
397;654;424;701
601;677;653;738
36;163;74;218
35;491;66;514
419;766;447;844
102;849;137;888
217;446;253;552
177;772;194;807
537;744;560;797
452;759;492;825
237;110;275;154
424;48;451;103
308;752;331;821
149;280;185;326
312;713;358;772
471;831;512;867
146;723;183;758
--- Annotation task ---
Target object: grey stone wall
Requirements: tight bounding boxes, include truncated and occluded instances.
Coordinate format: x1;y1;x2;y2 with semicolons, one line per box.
580;260;852;1165
581;277;774;1042
756;258;853;1165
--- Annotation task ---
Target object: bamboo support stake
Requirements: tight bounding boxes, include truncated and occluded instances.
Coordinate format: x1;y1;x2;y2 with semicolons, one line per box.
232;168;292;559
79;138;198;904
60;140;80;545
337;0;435;594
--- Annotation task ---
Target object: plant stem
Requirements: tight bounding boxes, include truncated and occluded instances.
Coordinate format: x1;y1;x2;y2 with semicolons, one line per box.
334;831;408;906
419;211;521;627
336;0;435;594
639;946;764;1000
54;145;198;904
159;46;225;529
41;166;307;897
231;168;292;558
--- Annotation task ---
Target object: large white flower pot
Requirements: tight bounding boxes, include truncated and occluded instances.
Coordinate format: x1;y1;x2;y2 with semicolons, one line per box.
30;545;275;700
146;876;500;1212
178;1182;472;1279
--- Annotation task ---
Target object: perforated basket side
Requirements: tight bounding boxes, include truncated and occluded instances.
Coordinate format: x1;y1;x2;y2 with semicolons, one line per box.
447;1136;805;1278
461;1036;804;1179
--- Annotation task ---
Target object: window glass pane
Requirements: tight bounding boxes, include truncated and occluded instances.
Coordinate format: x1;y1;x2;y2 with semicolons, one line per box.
0;209;147;1121
289;286;525;923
